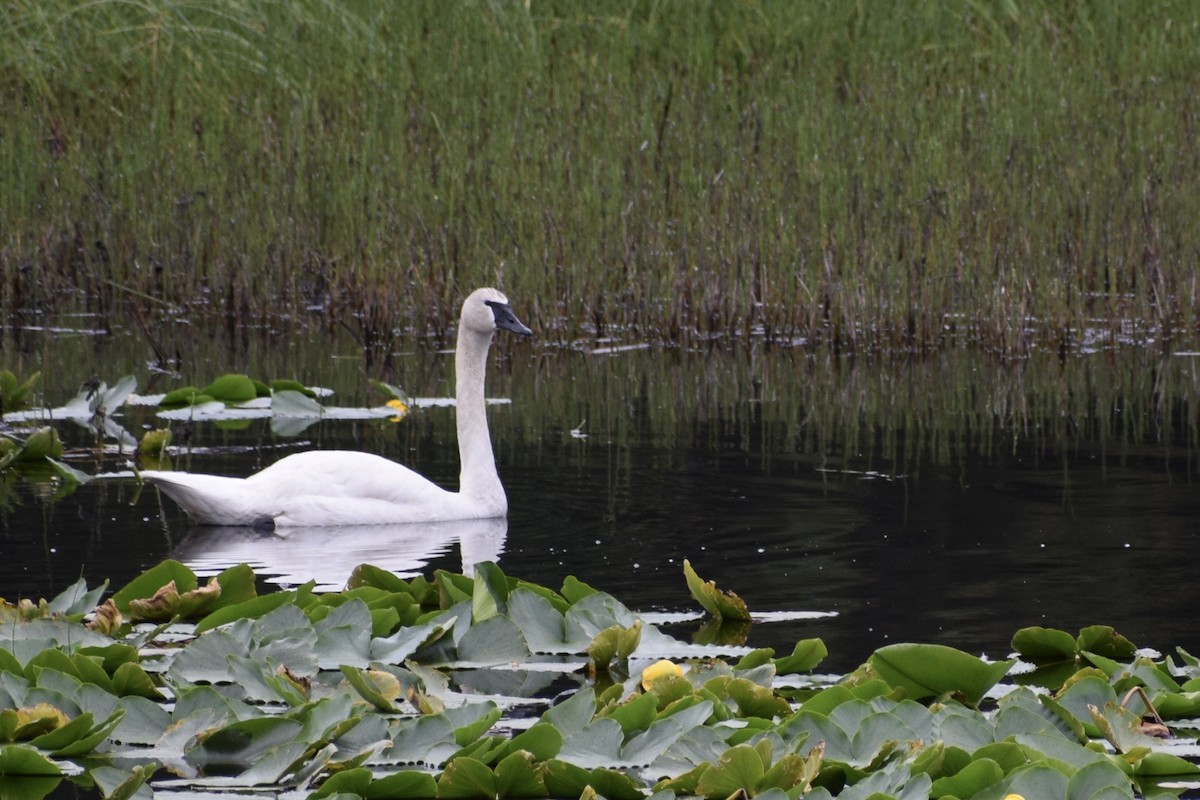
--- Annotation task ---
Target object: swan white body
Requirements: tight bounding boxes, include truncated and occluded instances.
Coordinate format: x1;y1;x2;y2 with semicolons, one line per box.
141;288;531;527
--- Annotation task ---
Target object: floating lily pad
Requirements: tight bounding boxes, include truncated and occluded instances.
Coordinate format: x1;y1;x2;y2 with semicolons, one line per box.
683;560;750;622
158;386;213;409
271;389;323;416
869;643;1014;706
0;745;61;776
693;741;820;799
542;759;646;800
0;775;61;800
110;561;198;615
0;558;1193;800
185;717;304;772
0;428;63;470
199;374;259;404
339;666;400;712
774;638;828;674
437;750;545;799
90;762;156;800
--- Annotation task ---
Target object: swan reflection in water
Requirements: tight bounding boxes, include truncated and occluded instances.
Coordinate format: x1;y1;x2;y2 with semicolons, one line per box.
170;517;507;591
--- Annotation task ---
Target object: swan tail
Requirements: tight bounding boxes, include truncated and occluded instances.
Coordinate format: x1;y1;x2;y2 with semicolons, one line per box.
140;470;277;527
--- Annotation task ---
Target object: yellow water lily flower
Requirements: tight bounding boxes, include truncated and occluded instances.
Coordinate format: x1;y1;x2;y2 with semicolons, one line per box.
640;659;683;689
386;398;409;421
1003;794;1025;800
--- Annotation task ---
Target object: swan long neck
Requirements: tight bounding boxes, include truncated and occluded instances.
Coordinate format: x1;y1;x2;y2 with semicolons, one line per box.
455;325;503;504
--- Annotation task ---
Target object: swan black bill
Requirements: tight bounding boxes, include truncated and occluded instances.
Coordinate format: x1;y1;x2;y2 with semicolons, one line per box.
485;300;533;336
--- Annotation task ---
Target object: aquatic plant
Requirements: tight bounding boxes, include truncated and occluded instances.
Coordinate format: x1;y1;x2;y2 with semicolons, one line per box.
0;427;62;472
0;559;1197;798
0;371;40;419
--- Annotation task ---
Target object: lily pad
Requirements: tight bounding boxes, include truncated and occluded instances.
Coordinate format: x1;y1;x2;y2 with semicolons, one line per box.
869;643;1014;706
0;746;61;776
91;762;157;800
200;374;259;404
683;560;751;622
272;390;323;416
158;386;213;409
541;759;646;800
111;561;198;615
184;717;304;772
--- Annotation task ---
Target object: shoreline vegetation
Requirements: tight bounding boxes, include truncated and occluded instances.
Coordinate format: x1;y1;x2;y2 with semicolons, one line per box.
2;1;1199;355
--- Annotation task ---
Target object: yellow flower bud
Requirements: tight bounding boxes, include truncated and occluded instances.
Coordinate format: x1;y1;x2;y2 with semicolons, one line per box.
640;659;683;689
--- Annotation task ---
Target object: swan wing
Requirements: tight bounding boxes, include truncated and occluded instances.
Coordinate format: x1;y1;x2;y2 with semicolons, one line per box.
248;451;447;502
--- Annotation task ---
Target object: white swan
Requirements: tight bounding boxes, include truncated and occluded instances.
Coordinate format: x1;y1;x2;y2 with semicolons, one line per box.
141;287;532;527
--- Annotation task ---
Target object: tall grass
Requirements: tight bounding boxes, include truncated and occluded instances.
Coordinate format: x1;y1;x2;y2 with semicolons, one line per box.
1;1;1198;354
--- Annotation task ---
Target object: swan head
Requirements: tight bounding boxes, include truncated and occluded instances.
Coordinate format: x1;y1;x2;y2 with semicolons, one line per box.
462;287;533;337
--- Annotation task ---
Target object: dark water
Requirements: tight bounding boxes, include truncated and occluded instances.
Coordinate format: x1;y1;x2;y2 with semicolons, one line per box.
3;327;1200;674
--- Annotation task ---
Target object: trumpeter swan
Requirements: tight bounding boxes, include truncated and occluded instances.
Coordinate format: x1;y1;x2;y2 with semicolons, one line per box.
141;287;532;526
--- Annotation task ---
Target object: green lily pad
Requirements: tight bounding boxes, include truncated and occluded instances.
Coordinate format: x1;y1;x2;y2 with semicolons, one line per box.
339;666;400;712
111;561;198;615
272;390;323;416
438;750;546;800
561;575;598;604
1076;626;1137;662
437;756;501;799
270;379;317;398
310;766;372;798
603;691;658;736
194;584;313;634
185;717;304;771
456;615;530;666
869;643;1014;706
506;589;570;652
364;770;439;799
0;745;61;776
541;759;646;800
494;750;547;798
91;762;156;800
1088;701;1163;754
471;561;510;622
683;560;751;622
1066;758;1135;799
1013;626;1079;662
200;374;258;404
38;708;125;757
723;676;792;719
158;386;212;409
929;756;1005;797
0;428;64;469
774;638;828;674
695;743;767;799
440;703;500;750
0;775;61;800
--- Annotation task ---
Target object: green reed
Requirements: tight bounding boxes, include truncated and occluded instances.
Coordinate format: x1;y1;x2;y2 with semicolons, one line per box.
1;1;1198;354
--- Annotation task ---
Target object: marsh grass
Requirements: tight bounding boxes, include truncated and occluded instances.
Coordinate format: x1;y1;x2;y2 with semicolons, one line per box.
2;1;1198;354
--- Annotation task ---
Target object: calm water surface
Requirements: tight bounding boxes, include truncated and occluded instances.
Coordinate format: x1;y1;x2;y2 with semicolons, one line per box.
3;324;1199;673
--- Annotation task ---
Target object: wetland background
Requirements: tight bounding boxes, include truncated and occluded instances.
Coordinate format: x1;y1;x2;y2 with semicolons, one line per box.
3;0;1200;672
